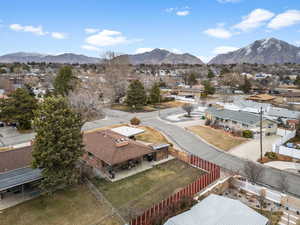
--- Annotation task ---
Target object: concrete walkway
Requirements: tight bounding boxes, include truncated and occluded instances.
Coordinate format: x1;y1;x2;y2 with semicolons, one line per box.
265;161;300;173
229;135;281;161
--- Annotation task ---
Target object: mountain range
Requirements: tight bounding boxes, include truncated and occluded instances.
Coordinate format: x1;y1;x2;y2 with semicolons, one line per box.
118;48;204;65
209;38;300;64
0;52;100;64
1;38;300;65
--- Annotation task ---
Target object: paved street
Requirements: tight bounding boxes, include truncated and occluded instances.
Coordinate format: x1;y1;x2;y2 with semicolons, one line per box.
1;107;300;197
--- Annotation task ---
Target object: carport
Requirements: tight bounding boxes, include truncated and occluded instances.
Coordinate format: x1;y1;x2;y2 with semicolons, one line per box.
0;167;42;200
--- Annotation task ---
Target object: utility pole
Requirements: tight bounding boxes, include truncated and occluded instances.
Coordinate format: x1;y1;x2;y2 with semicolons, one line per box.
260;107;263;162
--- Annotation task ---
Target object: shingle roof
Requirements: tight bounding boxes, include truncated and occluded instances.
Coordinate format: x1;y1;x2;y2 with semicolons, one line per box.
83;130;154;166
268;107;300;119
206;107;261;126
164;194;268;225
0;146;33;173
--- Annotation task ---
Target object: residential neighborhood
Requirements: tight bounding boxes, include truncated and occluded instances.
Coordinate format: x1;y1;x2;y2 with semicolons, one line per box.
2;1;300;225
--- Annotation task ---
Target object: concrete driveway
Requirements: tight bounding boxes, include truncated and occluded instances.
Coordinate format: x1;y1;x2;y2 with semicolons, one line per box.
229;135;281;161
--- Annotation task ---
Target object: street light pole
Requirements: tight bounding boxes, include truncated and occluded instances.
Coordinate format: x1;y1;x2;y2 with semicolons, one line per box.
260;106;263;162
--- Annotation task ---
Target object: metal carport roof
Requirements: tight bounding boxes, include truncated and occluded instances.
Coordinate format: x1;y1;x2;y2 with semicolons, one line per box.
0;167;42;192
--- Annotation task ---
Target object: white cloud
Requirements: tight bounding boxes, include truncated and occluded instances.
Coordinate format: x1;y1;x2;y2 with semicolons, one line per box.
165;8;175;13
51;32;67;39
135;48;154;54
268;10;300;29
212;46;239;54
295;41;300;46
85;29;141;47
10;24;47;35
233;9;274;31
204;27;233;39
217;0;240;3
176;10;190;16
81;45;100;52
85;28;99;34
170;48;183;54
198;56;214;63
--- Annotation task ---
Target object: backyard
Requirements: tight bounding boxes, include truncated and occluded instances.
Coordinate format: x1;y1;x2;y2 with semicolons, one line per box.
0;185;122;225
93;159;205;220
187;125;247;151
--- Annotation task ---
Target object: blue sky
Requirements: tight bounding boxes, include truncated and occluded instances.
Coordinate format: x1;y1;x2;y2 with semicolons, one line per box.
1;0;300;62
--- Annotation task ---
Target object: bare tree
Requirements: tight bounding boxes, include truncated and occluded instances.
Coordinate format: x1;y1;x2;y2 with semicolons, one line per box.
68;76;105;122
102;51;132;104
182;103;194;117
243;161;265;183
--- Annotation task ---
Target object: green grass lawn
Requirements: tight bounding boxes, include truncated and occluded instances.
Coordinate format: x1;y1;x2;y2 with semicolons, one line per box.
0;185;122;225
93;159;204;220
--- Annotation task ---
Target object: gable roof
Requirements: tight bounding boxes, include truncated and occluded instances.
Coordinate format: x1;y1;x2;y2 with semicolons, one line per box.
206;107;262;126
164;194;268;225
0;145;33;173
83;130;154;166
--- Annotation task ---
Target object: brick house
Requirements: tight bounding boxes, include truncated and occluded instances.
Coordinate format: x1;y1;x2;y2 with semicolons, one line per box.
83;130;169;179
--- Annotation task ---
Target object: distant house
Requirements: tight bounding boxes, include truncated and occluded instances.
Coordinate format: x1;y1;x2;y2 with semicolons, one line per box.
83;129;169;180
246;94;276;102
280;92;300;103
164;194;269;225
205;106;277;136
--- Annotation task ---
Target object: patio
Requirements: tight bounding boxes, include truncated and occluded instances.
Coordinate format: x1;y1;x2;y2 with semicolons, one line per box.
103;155;174;182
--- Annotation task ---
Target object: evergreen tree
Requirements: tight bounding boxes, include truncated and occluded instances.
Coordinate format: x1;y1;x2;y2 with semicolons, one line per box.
207;69;215;79
240;76;252;93
295;75;300;88
149;82;161;104
202;80;215;95
53;66;76;96
32;96;84;194
188;73;197;86
126;80;147;109
0;88;37;130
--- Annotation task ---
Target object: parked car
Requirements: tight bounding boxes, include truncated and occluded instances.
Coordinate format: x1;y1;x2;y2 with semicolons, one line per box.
0;121;4;127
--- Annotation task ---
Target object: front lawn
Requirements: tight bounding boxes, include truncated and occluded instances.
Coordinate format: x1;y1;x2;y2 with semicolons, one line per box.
0;185;122;225
93;159;204;220
187;125;247;151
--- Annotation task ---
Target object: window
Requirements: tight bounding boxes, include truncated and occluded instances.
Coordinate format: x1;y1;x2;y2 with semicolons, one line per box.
88;152;94;158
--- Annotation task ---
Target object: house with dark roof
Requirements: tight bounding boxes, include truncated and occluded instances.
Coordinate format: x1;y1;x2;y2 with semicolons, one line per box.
82;129;169;180
0;144;42;201
205;107;277;136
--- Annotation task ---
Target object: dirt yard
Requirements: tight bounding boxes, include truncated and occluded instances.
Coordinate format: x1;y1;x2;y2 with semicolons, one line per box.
187;125;247;151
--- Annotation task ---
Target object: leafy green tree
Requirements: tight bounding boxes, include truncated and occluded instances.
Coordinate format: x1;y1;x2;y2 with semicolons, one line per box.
295;75;300;88
240;76;252;94
207;69;215;79
125;80;147;109
32;96;84;194
53;66;76;96
149;82;161;104
0;88;37;130
202;80;215;95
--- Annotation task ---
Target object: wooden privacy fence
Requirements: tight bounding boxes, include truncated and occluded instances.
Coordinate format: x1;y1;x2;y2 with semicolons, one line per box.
129;154;220;225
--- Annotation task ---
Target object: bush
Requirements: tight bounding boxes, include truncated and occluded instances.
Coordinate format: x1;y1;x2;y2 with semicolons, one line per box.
243;130;254;138
205;119;211;126
265;152;278;160
130;117;141;125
